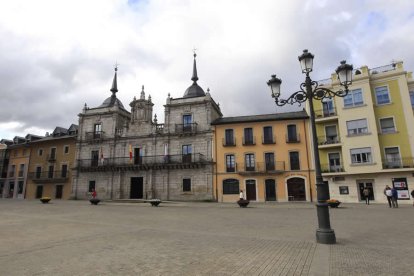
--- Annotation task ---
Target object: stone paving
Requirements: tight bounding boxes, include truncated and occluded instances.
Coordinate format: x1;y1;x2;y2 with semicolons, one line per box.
0;200;412;275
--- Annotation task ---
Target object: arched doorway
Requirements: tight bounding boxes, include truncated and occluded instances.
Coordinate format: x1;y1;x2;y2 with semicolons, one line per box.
265;179;276;201
287;177;306;201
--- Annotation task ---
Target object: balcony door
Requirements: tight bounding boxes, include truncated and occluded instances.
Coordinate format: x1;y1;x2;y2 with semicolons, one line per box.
265;179;276;201
287;125;298;142
134;148;142;165
325;125;338;143
328;153;341;172
322;98;335;116
183;114;192;131
246;179;256;201
91;150;99;167
265;153;275;171
182;145;192;163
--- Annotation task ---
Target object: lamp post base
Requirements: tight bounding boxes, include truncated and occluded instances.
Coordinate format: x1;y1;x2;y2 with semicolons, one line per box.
316;228;336;244
315;202;336;244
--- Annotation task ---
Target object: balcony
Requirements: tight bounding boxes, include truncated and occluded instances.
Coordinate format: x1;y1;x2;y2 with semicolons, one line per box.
77;153;211;172
318;136;341;148
262;136;276;144
321;164;345;173
382;158;414;169
175;123;198;135
28;171;69;183
315;108;338;122
242;136;256;146
85;131;105;142
47;154;56;162
222;137;236;147
237;162;285;175
286;133;300;143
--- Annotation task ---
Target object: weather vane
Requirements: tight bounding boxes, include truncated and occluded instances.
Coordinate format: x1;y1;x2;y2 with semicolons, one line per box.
114;61;120;71
192;47;197;57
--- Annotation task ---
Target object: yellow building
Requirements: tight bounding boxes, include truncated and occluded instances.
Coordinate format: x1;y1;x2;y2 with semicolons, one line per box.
311;61;414;203
212;110;316;202
26;125;78;199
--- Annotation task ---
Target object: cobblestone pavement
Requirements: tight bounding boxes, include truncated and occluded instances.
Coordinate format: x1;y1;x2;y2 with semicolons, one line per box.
0;200;412;275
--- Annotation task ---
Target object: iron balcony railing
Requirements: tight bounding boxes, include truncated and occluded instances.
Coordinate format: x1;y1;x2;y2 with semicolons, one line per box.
175;123;198;134
85;131;105;141
318;136;341;145
47;154;56;162
242;136;256;146
315;107;337;119
222;137;236;146
77;153;209;168
28;170;69;182
262;136;276;144
286;133;300;143
236;162;285;174
321;164;344;173
382;158;414;169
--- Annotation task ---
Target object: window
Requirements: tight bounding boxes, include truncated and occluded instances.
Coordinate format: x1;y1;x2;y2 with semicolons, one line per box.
347;119;368;135
325;125;338;143
88;181;96;192
226;155;235;172
183;178;191;192
91;150;99;167
224;129;235;146
350;148;372;164
9;165;15;177
182;145;192;163
375;86;390;105
344;88;363;107
339;186;349;195
48;165;54;178
263;126;274;144
38;149;43;156
289;151;300;170
222;179;239;194
243;128;254;145
18;181;24;194
322;98;335;116
245;154;255;171
265;153;275;171
328;153;341;172
385;147;401;168
18;164;24;177
64;146;69;154
287;125;298;142
410;91;414;108
379;117;395;133
183;114;192;131
35;166;42;179
49;148;56;160
94;123;102;138
61;164;68;178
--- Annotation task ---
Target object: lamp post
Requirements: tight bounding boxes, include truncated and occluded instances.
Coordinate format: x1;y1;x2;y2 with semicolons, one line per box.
267;49;353;244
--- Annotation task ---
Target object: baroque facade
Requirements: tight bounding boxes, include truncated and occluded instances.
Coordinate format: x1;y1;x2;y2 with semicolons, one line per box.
73;55;222;200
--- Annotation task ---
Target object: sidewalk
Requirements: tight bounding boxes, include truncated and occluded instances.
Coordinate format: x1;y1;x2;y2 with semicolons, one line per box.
0;200;411;275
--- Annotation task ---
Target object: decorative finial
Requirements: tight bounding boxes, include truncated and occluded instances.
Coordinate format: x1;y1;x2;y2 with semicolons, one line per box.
148;95;152;102
168;93;170;98
133;96;136;101
140;85;145;100
110;64;118;95
191;49;198;83
154;114;158;124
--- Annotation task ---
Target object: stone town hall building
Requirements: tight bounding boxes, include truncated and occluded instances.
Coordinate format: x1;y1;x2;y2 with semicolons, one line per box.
73;55;222;200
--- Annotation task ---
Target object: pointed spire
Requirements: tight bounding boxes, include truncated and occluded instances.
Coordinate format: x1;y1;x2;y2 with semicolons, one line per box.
110;65;118;95
140;85;145;99
191;51;199;83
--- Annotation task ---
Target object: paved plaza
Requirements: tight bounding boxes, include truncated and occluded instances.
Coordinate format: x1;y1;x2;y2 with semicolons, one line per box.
0;199;412;275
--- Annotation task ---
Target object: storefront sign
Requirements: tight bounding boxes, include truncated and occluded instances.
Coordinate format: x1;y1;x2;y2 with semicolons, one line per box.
392;178;409;200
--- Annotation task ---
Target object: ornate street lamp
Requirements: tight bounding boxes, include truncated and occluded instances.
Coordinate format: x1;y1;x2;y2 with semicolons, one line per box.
267;49;353;244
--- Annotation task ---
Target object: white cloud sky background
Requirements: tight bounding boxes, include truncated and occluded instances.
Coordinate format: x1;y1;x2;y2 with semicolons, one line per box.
1;0;414;139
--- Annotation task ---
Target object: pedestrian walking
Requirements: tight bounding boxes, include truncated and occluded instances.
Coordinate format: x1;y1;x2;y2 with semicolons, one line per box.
239;190;244;200
384;185;392;208
391;187;398;208
411;189;414;207
363;187;371;205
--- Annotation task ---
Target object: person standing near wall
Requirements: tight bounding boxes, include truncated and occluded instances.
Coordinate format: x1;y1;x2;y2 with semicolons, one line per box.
411;189;414;207
363;187;371;205
384;185;392;208
391;187;398;208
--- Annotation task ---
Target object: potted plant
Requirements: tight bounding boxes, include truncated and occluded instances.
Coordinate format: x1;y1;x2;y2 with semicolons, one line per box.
237;199;250;208
327;199;341;208
147;199;161;206
89;189;100;205
40;197;51;204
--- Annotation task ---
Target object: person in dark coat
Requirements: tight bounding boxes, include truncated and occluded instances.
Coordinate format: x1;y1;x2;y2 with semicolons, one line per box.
411;189;414;207
363;187;371;205
391;187;398;208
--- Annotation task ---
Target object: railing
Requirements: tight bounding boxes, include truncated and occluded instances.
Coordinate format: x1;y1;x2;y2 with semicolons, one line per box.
115;128;123;137
47;154;56;162
8;172;14;178
18;171;24;177
286;133;300;143
85;131;105;141
369;63;397;75
156;124;164;133
382;158;414;169
315;107;337;119
175;123;198;134
262;136;276;144
321;164;344;173
28;170;69;182
222;137;236;146
237;162;285;174
242;136;256;146
318;136;341;145
77;153;210;168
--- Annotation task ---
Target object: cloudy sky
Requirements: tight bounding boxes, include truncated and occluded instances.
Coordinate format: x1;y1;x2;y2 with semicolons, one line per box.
1;0;414;139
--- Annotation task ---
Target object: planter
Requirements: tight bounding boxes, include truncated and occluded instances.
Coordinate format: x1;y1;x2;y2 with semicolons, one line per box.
237;199;250;208
89;198;100;205
148;199;161;207
40;198;51;204
328;201;341;208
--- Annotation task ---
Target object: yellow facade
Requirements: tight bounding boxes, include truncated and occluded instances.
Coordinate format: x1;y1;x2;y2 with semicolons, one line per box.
311;61;414;203
5;145;30;198
213;111;316;202
26;135;76;199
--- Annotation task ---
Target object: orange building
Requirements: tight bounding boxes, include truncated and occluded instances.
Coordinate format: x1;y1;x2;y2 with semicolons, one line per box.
212;110;316;202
